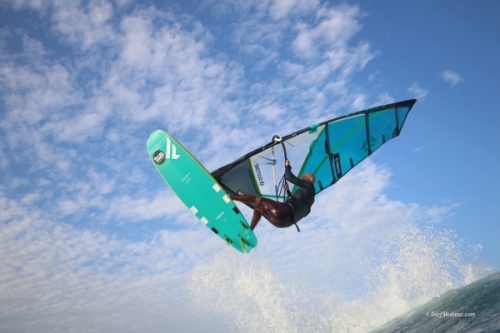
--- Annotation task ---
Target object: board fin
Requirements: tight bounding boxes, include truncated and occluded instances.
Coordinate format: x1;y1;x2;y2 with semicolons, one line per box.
239;236;249;252
240;220;249;231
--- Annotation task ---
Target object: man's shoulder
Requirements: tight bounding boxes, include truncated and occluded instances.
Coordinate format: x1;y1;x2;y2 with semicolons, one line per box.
305;181;315;193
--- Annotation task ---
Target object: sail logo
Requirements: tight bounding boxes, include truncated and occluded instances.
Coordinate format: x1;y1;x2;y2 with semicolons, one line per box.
333;152;342;178
253;162;265;186
153;138;180;165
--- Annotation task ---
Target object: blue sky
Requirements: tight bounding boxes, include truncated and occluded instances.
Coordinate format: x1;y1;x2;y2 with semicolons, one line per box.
1;1;499;332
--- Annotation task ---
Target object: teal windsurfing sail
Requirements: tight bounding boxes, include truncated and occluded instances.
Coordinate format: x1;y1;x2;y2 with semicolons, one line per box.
212;99;417;202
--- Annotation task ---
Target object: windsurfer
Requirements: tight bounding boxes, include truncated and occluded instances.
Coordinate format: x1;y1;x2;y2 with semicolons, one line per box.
230;159;316;231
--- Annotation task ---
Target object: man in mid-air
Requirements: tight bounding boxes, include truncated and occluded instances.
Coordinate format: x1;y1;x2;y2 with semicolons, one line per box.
230;159;316;231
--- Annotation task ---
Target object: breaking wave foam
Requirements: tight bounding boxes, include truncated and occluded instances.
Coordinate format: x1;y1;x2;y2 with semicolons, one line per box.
189;221;492;333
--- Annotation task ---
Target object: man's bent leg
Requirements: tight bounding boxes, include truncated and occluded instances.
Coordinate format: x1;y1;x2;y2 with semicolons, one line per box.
250;205;263;230
231;195;293;229
231;194;263;230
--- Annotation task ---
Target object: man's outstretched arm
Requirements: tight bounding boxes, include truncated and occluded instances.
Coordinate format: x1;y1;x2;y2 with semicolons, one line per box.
284;160;309;187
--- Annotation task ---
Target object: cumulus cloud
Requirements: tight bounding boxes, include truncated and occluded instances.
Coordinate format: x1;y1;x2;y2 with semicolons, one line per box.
270;0;319;20
0;191;219;332
408;82;429;99
292;5;362;60
440;70;464;86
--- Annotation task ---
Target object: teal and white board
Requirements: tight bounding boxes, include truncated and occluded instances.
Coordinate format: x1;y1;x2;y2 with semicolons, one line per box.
147;130;257;253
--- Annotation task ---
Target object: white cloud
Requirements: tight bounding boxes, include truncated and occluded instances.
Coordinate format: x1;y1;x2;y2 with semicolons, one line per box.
2;159;484;333
440;70;464;86
377;92;395;105
105;190;189;222
0;1;489;332
408;82;429;99
209;1;374;116
51;0;117;50
292;5;362;60
0;190;220;332
270;0;319;20
2;0;45;11
88;0;114;26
